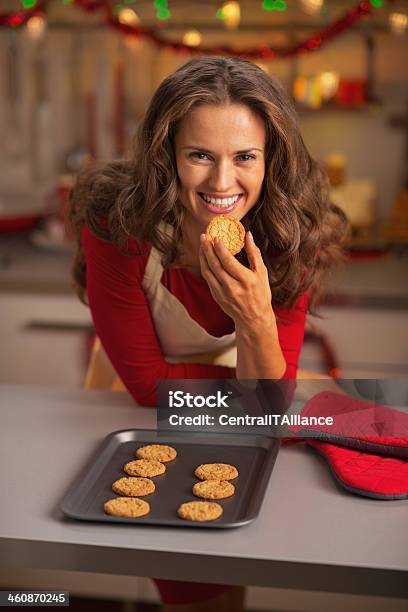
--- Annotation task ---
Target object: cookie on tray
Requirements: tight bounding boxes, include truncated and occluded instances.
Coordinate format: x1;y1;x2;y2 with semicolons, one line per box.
124;459;166;478
136;444;177;463
192;479;235;499
177;501;223;522
104;497;150;518
194;463;238;481
112;477;155;497
205;215;245;255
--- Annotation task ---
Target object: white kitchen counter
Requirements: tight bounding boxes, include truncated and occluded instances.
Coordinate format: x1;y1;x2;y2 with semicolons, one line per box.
0;384;407;598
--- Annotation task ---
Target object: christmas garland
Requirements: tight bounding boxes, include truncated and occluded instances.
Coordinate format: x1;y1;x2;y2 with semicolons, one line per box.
0;0;374;59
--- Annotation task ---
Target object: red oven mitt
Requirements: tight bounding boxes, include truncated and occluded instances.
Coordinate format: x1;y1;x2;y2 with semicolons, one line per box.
307;439;408;500
288;391;408;458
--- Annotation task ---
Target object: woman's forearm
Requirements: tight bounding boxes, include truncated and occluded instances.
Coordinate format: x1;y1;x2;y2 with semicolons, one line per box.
235;312;286;380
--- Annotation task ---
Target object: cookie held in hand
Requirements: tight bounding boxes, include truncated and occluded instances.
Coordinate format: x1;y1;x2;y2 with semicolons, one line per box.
205;215;245;255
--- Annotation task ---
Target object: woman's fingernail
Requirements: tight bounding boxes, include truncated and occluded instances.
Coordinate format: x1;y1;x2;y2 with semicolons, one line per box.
200;234;206;244
248;231;254;242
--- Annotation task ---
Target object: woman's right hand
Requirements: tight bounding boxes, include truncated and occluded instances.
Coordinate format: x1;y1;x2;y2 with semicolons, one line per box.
199;230;275;332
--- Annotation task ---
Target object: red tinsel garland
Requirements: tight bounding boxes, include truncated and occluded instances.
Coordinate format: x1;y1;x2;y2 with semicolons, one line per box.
0;0;374;59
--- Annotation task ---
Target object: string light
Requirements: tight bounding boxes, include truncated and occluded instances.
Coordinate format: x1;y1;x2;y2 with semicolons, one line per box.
319;71;340;100
300;0;324;16
1;0;374;59
216;2;241;30
389;12;407;35
182;30;202;47
22;0;37;8
26;14;46;39
370;0;382;7
118;7;140;25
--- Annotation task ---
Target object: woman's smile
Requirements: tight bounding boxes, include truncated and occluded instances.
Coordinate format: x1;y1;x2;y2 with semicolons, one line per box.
197;192;244;214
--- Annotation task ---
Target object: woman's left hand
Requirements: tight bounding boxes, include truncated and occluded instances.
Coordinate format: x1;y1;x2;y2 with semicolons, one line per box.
198;231;274;331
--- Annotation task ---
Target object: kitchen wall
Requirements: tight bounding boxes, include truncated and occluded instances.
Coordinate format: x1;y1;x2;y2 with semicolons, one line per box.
0;26;407;221
298;32;408;222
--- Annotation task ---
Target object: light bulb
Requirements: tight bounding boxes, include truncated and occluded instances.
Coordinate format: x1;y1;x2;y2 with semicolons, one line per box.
26;15;47;40
118;8;140;26
319;71;339;100
182;30;202;47
389;12;407;35
300;0;324;16
221;1;241;30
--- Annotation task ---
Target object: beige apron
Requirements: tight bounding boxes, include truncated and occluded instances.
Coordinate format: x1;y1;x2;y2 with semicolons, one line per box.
85;222;237;393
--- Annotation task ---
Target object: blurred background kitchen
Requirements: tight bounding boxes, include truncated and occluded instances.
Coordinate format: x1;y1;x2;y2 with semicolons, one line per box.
1;1;408;609
2;0;407;390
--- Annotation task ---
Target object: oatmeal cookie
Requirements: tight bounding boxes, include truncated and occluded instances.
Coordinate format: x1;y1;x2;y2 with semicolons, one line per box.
112;477;155;497
177;501;223;522
124;459;166;478
205;215;245;255
194;463;238;481
104;497;150;518
136;444;177;463
192;479;235;499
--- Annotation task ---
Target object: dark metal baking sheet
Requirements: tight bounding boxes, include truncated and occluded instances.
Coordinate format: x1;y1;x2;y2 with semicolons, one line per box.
60;429;280;528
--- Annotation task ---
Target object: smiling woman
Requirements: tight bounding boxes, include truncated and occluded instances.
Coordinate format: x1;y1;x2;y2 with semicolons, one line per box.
174;103;265;273
68;56;348;611
69;56;347;311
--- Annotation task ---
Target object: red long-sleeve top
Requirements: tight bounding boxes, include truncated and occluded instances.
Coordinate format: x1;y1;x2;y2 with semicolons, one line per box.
82;225;308;407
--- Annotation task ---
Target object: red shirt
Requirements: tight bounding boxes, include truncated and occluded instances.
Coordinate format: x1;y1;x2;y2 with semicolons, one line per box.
82;225;308;407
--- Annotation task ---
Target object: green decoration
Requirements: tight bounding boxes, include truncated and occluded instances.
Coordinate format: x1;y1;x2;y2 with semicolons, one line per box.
262;0;276;9
262;0;286;11
157;7;171;20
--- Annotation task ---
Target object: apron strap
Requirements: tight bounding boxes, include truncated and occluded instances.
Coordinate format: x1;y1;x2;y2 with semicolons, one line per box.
142;221;174;291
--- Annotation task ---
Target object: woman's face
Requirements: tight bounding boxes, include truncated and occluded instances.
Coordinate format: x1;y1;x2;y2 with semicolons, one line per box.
174;103;266;234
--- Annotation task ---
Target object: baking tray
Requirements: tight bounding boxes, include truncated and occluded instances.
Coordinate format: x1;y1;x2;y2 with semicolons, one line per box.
60;429;280;528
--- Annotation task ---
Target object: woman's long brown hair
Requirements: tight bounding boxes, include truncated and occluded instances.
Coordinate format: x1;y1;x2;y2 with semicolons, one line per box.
68;56;349;308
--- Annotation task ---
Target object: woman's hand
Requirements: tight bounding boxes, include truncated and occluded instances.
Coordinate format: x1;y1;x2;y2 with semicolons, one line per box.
199;231;274;331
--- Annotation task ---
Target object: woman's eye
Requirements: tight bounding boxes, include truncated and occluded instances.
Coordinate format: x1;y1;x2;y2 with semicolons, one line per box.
189;152;256;162
236;154;256;162
190;152;211;160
